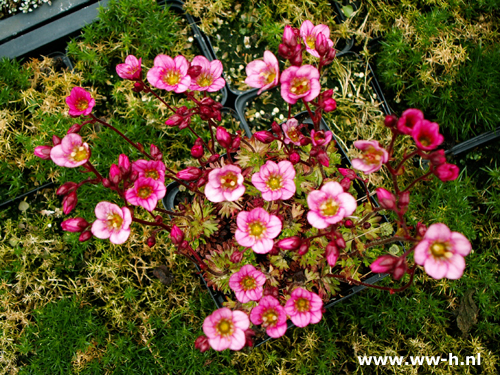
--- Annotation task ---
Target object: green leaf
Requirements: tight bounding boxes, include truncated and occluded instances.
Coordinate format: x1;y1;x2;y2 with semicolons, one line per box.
342;5;354;17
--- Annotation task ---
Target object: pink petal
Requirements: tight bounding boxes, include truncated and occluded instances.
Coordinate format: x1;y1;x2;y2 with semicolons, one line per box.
236;211;250;230
109;228;130;244
210;60;223;78
307;211;329;229
266;216;282;238
450;232;472;256
413;240;430;265
223;185;245;201
309;309;322;324
208;336;231;351
252;238;273;254
207;77;226;92
423;257;448;279
228;329;245;351
291;312;311;328
425;223;451;242
153;54;174;69
321;181;343;196
250;306;264;325
267;323;287;338
204;183;224;202
91;220;110;239
235;229;255;247
232;311;250;330
445;254;466;279
338;193;357;216
278;161;296;179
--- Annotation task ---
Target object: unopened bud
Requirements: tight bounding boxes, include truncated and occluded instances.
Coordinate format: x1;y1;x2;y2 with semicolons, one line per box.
56;181;78;196
79;230;93;242
67;123;83;134
52;135;61;146
384;114;398;128
62;191;78;215
289;152;300;165
254;131;275;144
34;145;52;160
147;236;156;248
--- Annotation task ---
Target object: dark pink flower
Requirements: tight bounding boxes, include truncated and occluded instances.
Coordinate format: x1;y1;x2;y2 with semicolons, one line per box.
284;287;323;327
280;65;321;104
125;177;166;212
310;130;333;147
244;51;279;94
434;163;459;181
307;181;357;229
205;165;245;202
116;55;142;80
34;145;52;160
229;264;266;303
202;308;249;351
250;296;288;338
91;201;132;244
50;133;90;168
235;207;282;254
61;217;89;232
251;160;296;201
414;223;471;279
132;160;166;183
66;87;95;117
188;56;225;92
299;20;334;58
351;140;389;174
397;108;424;135
146;55;191;93
412;120;444;151
282;118;303;145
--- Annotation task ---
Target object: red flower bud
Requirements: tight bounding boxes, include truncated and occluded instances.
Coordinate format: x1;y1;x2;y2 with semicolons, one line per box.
429;149;446;166
434;163;459;182
299;137;311;146
132;81;145;92
67;123;83;134
375;188;397;210
129;171;139;183
56;181;77;196
118;154;131;175
34;145;52;160
150;144;163;161
335;236;346;249
109;164;122;184
297;240;310;256
62;191;78;215
254;131;275;144
61;217;89;232
370;255;407;280
416;222;427;237
316;149;330;167
322;48;336;65
263;286;279;299
194;335;210;353
315;33;329;56
277;236;302;250
398;191;410;207
216;126;232;149
191;144;204;159
52;135;61;146
289;151;300;165
338;168;357;180
176;167;202;181
207;154;220;164
363;222;371;229
344;219;354;228
340;177;351;191
170;225;185;245
245;329;255;348
147;236;156;248
231;136;241;150
325;241;339;267
384;114;398;128
230;250;244;264
188;65;202;79
102;178;112;188
79;230;93;242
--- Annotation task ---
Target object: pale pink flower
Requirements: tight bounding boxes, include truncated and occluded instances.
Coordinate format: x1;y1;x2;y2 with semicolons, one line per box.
66;87;95;117
235;207;282;254
411;119;444;151
250;296;288;338
351;140;389;174
251;160;296;201
244;51;279;94
146;55;191;93
91;201;132;244
280;65;321;104
202;308;250;351
132;159;166;183
282;118;303;145
125;177;166;212
397;108;424;135
310;130;333;147
307;181;357;229
116;55;142;80
414;223;471;280
299;20;334;58
205;165;245;202
229;264;266;303
284;287;323;328
188;56;225;92
50;133;90;168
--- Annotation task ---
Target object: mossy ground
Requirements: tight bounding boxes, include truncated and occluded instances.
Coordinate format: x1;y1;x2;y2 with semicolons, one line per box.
0;0;499;374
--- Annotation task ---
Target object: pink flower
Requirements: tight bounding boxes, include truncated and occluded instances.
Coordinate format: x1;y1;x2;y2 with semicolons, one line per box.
250;296;288;338
412;120;444;151
244;51;279;94
34;145;52;160
91;201;132;244
116;55;142;80
299;20;334;58
188;56;225;92
351;140;389;174
284;287;323;327
132;160;166;183
310;130;333;147
202;308;249;351
280;65;321;104
146;55;191;93
251;160;296;201
125;177;166;212
414;223;471;279
49;133;90;168
205;165;245;202
65;87;95;117
397;108;424;135
307;181;357;229
282;118;303;145
235;207;282;254
433;163;459;182
229;264;266;303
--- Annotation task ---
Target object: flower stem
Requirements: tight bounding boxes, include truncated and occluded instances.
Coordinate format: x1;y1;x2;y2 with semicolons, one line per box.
132;217;170;231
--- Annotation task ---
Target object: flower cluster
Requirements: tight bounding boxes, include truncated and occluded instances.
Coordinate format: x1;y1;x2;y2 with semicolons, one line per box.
34;19;471;353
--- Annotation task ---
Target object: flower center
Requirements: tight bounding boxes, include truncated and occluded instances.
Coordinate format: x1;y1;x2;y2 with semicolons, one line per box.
240;275;256;291
430;242;453;259
138;186;153;199
266;174;283;190
197;73;213;88
295;297;310;312
362;146;383;165
314;131;325;143
306;35;316;49
287;126;301;142
145;169;159;180
259;69;276;85
75;98;89;111
163;70;180;86
418;135;431;147
128;66;139;76
70;146;89;162
262;308;279;327
216;318;234;337
320;198;339;217
248;220;266;238
107;212;123;230
220;172;238;190
290;77;310;95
